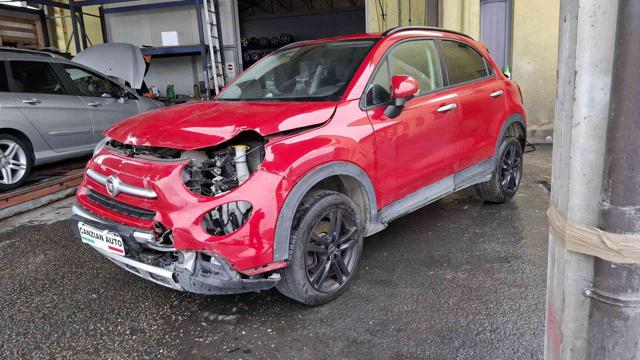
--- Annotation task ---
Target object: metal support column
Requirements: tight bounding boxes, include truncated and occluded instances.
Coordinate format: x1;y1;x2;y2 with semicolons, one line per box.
586;0;640;357
77;9;88;49
68;0;82;53
194;0;210;99
544;0;619;359
212;0;226;81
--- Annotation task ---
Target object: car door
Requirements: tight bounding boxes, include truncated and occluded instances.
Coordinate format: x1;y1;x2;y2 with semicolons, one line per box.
58;64;141;142
439;40;508;172
9;60;94;152
365;39;460;203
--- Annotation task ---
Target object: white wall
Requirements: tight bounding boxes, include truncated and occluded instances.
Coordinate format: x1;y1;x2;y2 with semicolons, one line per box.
104;0;240;96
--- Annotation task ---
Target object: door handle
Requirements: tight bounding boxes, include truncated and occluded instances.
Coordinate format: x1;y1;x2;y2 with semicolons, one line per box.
436;103;457;113
87;102;102;107
22;98;41;105
490;90;504;98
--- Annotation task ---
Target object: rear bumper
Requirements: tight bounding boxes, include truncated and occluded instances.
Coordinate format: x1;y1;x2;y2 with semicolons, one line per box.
71;204;280;295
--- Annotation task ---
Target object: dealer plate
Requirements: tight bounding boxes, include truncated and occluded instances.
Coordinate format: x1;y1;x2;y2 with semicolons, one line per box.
78;222;125;255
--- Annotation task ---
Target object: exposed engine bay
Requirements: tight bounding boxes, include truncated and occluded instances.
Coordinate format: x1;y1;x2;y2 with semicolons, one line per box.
182;138;265;197
181;134;265;236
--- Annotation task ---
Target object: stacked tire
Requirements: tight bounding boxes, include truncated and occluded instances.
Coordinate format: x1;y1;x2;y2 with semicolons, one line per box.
241;33;295;68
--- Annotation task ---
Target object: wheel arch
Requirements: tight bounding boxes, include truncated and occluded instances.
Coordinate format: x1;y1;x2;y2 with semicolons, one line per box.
0;127;35;162
495;113;526;158
483;113;527;180
273;161;380;262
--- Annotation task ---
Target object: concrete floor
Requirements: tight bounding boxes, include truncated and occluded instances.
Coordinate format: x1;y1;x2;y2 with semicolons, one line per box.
0;146;552;360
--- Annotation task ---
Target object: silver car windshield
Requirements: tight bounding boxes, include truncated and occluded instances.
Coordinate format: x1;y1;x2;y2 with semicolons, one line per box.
218;40;375;102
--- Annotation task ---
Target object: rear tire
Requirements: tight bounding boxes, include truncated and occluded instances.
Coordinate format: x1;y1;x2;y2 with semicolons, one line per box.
475;136;523;203
0;134;32;192
277;190;364;305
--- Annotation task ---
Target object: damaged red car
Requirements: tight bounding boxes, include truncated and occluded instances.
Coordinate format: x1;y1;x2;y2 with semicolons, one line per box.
72;27;526;305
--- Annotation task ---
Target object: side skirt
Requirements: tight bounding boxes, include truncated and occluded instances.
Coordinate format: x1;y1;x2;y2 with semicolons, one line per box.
370;158;493;232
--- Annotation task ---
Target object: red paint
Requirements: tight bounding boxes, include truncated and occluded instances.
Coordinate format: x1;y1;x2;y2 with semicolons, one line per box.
546;302;563;356
390;75;419;99
77;29;526;273
108;246;124;254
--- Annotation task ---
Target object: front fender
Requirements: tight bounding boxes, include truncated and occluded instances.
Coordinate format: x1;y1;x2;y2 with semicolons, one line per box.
272;161;380;262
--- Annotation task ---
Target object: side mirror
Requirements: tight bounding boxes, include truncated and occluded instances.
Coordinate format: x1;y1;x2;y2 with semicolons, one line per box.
112;87;127;99
384;75;419;118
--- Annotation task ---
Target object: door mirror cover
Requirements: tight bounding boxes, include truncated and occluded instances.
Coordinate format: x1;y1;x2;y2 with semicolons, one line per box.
384;75;419;118
390;75;419;102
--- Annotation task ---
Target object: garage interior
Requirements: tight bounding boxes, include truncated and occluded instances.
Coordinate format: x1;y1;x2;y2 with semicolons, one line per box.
1;0;639;358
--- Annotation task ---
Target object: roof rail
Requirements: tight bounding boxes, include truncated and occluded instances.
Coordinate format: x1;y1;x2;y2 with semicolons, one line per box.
381;26;473;40
0;47;56;58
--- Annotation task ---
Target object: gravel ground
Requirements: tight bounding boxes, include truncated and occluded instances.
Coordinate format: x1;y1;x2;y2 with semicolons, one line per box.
0;146;552;360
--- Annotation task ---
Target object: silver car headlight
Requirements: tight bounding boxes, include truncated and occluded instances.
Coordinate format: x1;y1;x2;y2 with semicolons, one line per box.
94;137;110;155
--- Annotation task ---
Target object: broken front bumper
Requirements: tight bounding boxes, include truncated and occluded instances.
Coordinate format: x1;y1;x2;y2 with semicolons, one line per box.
71;204;280;295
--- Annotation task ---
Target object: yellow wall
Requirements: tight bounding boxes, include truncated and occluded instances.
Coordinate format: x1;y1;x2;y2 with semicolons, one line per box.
367;0;431;32
439;0;480;39
50;2;103;55
366;0;559;139
511;0;559;139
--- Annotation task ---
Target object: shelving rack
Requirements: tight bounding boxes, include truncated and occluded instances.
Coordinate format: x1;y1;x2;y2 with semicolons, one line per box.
39;0;225;98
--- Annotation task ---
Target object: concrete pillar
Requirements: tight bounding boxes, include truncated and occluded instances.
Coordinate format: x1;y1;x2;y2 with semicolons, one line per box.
544;0;619;359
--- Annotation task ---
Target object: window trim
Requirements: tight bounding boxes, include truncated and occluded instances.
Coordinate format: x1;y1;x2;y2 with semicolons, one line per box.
8;60;69;95
360;37;497;111
0;61;9;92
437;39;495;88
57;63;117;98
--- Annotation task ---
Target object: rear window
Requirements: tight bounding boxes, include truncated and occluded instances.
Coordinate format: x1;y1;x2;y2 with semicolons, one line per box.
440;40;491;85
10;61;66;95
0;62;8;92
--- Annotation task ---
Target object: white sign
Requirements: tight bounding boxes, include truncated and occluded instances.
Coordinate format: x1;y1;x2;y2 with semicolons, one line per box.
161;31;179;46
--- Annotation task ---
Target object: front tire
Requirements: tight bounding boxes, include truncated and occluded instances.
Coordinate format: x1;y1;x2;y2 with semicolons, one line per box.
277;191;364;305
475;136;523;203
0;134;32;192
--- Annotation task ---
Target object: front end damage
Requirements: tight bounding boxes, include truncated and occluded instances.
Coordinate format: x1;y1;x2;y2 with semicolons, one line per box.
74;131;290;294
71;205;280;294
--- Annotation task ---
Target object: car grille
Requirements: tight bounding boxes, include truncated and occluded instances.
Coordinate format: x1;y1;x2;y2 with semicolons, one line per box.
87;190;156;221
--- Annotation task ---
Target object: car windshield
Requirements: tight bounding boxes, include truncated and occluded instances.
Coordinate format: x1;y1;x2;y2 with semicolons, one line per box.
218;40;376;102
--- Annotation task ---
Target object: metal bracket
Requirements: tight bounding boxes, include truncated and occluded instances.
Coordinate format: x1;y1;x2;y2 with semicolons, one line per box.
583;287;640;307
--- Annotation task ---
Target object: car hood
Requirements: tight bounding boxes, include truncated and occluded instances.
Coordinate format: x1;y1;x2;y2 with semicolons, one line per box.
73;43;145;89
105;101;337;150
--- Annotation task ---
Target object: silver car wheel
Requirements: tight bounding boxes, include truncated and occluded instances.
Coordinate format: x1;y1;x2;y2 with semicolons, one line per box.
0;139;28;185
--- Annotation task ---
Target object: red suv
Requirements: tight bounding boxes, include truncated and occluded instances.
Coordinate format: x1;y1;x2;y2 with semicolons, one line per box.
72;27;526;305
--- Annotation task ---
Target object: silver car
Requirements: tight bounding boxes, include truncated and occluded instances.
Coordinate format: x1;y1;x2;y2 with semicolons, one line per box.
0;48;162;191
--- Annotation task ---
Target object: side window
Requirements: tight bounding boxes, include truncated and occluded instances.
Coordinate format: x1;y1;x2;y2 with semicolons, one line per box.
440;40;491;85
366;58;390;106
63;65;113;97
0;62;8;92
10;61;65;95
388;40;443;95
366;40;444;107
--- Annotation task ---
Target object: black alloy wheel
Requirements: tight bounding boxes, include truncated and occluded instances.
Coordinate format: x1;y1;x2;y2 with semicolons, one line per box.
277;190;364;305
475;136;524;203
500;141;523;193
305;207;359;293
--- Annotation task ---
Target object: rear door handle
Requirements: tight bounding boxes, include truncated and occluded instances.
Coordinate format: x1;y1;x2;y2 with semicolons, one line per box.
22;98;41;105
490;90;504;98
436;103;457;113
87;102;102;107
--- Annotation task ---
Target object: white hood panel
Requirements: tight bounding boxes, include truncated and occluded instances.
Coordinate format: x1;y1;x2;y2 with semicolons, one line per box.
73;43;145;89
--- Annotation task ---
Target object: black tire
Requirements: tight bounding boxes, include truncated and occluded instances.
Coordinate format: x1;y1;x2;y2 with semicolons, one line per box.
276;190;364;305
0;134;32;192
475;136;523;203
